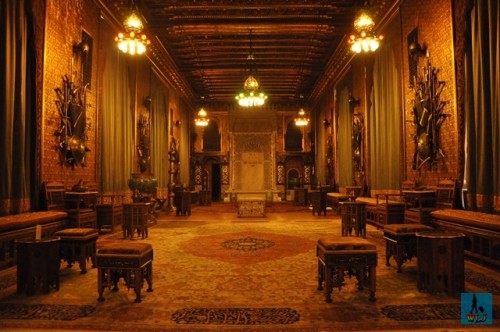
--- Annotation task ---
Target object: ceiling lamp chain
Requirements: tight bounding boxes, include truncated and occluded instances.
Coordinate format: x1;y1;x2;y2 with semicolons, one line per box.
235;29;268;107
349;5;383;53
115;2;151;55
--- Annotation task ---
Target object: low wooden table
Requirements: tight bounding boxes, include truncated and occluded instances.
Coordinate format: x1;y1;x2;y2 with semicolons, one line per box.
416;231;465;296
16;237;60;295
316;237;377;302
123;203;150;239
340;201;367;238
96;241;153;303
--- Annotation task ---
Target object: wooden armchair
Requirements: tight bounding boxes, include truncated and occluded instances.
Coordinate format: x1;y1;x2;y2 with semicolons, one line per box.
404;179;457;224
84;181;124;233
43;181;97;228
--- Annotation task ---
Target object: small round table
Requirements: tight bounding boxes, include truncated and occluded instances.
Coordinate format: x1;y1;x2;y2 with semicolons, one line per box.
416;231;465;296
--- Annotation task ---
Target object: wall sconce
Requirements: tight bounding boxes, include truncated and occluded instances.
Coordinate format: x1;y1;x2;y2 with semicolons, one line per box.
409;41;428;58
349;95;360;107
143;96;151;109
175;120;182;127
323;119;331;128
73;41;90;55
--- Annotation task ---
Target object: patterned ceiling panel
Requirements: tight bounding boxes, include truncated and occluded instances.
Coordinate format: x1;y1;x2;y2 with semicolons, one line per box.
99;0;394;105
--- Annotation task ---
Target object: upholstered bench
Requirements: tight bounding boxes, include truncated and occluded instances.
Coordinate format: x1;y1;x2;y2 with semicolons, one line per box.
0;211;68;270
316;237;377;303
383;224;433;272
96;241;153;303
430;209;500;267
55;228;98;274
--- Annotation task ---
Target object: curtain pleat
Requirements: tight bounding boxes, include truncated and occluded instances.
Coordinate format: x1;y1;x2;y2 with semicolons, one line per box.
466;0;500;212
151;79;168;192
0;0;33;215
101;48;133;194
337;87;353;187
369;41;401;191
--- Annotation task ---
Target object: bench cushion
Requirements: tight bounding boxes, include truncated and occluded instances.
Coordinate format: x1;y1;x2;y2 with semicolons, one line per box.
327;192;348;199
0;211;68;232
383;224;433;235
97;241;152;255
430;209;500;232
355;197;401;206
55;228;98;237
318;237;376;251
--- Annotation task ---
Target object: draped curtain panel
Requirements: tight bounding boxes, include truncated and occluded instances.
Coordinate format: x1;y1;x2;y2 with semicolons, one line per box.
369;41;401;191
151;80;169;191
0;0;35;215
466;0;500;212
101;48;133;194
336;87;353;188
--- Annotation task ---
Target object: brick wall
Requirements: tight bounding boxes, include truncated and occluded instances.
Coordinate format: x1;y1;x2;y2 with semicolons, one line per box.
400;0;458;186
42;0;100;188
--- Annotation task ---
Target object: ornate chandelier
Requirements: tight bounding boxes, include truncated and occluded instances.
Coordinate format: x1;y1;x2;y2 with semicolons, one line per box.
115;8;150;55
349;8;383;53
235;29;268;107
295;108;310;127
194;108;209;127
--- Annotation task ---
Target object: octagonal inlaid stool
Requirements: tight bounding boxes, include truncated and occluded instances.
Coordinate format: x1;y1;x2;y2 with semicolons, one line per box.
96;241;153;303
316;237;377;303
383;224;433;273
55;228;98;274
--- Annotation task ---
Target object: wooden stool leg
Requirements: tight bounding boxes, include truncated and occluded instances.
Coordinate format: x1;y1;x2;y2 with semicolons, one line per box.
146;262;153;292
369;265;376;302
97;268;105;302
324;267;333;303
385;241;394;267
317;260;324;291
134;269;142;303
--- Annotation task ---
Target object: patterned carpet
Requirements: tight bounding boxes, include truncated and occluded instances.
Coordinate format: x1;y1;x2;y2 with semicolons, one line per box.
0;204;498;331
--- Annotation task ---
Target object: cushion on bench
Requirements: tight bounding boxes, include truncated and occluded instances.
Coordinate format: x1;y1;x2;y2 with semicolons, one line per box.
327;192;348;199
0;211;68;232
318;237;376;251
430;209;500;232
383;224;433;235
355;197;401;206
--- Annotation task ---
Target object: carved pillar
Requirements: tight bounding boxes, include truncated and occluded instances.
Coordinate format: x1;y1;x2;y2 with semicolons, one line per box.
167;137;178;212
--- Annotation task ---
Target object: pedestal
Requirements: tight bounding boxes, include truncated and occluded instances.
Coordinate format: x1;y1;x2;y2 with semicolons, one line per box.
16;237;60;295
416;231;465;296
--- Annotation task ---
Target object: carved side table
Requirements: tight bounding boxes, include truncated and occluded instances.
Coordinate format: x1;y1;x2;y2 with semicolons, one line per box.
16;237;60;295
416;231;465;296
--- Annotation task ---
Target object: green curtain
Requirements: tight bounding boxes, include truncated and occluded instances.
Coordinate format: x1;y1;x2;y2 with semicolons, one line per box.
0;0;35;214
466;0;499;212
337;87;353;187
151;79;168;190
101;47;133;194
369;41;401;191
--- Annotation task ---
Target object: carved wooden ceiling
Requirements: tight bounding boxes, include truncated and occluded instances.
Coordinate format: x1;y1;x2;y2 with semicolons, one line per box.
99;0;394;106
